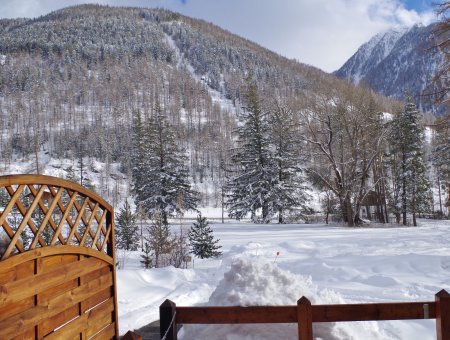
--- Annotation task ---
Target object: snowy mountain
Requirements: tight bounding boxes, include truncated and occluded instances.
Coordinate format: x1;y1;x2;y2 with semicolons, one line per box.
335;24;445;115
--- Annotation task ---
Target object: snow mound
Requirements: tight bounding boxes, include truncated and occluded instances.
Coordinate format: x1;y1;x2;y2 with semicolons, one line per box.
180;256;337;339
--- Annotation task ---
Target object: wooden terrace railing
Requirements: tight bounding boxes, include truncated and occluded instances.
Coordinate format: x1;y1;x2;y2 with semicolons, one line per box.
160;289;450;340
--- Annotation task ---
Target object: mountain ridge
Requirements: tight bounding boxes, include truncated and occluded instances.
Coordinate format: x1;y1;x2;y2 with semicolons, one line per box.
335;23;444;115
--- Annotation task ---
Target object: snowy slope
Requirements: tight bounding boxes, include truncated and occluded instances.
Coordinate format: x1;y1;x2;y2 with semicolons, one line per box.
335;23;445;115
336;27;408;85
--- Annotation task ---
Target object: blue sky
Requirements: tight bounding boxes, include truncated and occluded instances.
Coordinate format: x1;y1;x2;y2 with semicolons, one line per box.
404;0;434;12
0;0;440;72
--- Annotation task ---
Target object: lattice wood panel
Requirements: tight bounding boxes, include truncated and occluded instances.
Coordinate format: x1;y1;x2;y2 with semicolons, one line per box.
0;175;118;339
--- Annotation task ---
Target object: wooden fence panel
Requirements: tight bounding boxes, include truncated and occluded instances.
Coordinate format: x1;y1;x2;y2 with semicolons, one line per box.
0;175;118;340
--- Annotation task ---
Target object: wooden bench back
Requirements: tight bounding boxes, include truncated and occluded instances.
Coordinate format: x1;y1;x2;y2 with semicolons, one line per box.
0;174;118;339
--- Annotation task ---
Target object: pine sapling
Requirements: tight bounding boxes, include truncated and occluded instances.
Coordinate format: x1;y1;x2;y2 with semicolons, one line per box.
140;242;153;269
188;214;222;259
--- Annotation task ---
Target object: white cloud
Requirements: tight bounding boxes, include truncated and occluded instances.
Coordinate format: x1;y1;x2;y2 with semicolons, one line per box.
0;0;439;72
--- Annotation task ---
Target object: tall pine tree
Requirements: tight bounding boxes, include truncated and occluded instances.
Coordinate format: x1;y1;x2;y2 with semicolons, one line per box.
132;106;199;224
131;110;149;214
432;114;450;215
268;101;309;223
225;77;275;223
388;97;431;226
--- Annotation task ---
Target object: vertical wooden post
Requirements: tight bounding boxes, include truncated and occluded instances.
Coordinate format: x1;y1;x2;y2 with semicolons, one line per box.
297;296;313;340
436;289;450;340
160;299;177;340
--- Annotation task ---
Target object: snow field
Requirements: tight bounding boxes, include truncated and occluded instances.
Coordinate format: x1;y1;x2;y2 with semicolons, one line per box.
117;218;450;339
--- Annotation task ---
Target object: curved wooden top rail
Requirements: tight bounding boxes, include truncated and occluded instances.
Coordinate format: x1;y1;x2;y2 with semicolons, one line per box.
0;174;115;261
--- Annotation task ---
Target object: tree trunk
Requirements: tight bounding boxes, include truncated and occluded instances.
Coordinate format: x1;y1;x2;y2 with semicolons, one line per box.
343;197;354;227
402;176;407;226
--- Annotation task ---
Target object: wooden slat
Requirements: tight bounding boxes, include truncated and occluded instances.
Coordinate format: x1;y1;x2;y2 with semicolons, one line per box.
38;277;79;304
0;246;113;271
79;263;112;312
100;223;112;252
1;218;25;254
0;260;35;321
0;184;26;226
39;304;79;338
312;301;437;322
85;197;108;247
176;305;298;324
44;298;115;340
85;308;113;338
89;322;116;340
4;185;47;252
47;185;84;245
0;175;113;212
84;199;109;249
50;191;78;245
81;203;99;247
176;301;437;325
10;326;35;340
79;262;111;283
83;298;114;338
91;209;107;250
38;254;79;271
67;197;90;245
0;258;34;284
0;271;113;339
28;185;65;249
2;185;46;259
0;295;35;320
0;256;108;305
82;286;113;313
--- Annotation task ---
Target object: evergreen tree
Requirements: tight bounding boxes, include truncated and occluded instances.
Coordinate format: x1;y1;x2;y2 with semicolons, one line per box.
65;166;77;183
132;107;199;224
188;214;222;259
115;200;139;251
140;242;153;269
225;78;275;223
388;97;431;226
131;110;148;212
432;114;450;215
268;102;309;223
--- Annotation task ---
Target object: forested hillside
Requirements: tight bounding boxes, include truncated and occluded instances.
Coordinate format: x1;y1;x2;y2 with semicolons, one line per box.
0;4;448;224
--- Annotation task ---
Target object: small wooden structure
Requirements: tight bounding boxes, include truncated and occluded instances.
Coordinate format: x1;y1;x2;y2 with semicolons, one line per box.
360;190;386;222
160;290;450;340
0;174;119;339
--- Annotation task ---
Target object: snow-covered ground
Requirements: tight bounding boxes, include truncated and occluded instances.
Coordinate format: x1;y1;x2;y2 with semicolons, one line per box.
117;218;450;339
